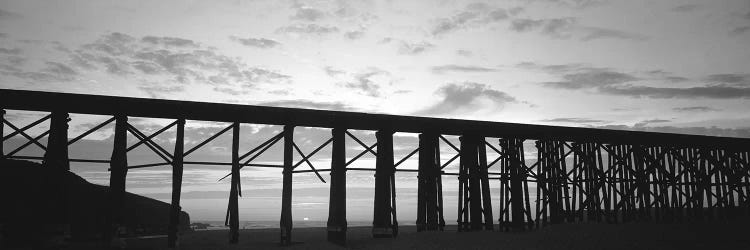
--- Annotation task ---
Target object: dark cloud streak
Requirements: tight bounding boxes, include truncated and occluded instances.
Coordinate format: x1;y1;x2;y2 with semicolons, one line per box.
230;36;281;49
415;82;518;116
431;65;497;74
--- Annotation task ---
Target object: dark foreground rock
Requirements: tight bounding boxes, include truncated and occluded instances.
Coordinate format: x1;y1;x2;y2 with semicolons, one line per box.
0;159;189;248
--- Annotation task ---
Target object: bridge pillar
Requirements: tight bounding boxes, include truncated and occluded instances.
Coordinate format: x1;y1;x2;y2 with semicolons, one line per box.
500;138;527;231
417;133;442;231
373;129;397;237
478;136;494;230
43;111;69;170
327;128;347;244
280;125;295;245
42;111;71;242
168;119;185;248
107;115;128;244
1;109;4;158
457;135;493;231
228;122;240;243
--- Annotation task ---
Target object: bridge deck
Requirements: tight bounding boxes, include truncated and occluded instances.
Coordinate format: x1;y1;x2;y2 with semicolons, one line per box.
1;89;748;148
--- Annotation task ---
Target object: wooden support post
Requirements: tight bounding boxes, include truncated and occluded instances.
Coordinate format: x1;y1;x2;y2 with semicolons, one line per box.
1;109;4;158
435;137;446;231
42;111;71;241
425;133;439;231
416;134;428;231
167;119;185;248
457;136;468;231
280;125;294;245
373;129;396;238
506;138;525;231
478;136;493;231
327;128;347;244
228;122;240;243
459;135;486;231
417;133;440;231
43;111;70;170
107;115;128;244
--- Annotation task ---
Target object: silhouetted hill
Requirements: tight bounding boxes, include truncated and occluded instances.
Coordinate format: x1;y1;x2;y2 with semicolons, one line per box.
0;159;189;246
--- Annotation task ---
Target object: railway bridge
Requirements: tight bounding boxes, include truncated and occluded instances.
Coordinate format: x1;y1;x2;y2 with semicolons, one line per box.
1;89;749;247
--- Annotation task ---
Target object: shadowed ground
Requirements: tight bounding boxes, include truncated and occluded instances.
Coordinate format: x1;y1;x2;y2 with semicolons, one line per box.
124;220;748;250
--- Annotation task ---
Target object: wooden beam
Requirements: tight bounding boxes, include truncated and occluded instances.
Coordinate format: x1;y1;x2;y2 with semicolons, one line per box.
168;119;184;248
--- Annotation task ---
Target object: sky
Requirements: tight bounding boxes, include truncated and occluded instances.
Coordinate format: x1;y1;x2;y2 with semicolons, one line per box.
1;0;750;223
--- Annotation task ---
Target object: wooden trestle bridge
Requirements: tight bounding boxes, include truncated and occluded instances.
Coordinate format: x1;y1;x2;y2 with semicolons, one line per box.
1;89;750;247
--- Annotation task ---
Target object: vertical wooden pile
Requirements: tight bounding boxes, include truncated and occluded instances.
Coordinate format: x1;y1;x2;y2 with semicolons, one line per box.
327;128;347;244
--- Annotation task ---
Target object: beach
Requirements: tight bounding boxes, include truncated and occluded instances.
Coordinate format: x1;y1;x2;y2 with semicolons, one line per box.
122;219;750;250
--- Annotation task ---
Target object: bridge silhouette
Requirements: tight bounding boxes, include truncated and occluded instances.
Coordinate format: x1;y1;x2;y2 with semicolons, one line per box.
2;88;749;247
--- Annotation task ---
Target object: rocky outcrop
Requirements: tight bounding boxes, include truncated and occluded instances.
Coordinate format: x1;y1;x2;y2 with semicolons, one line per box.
0;159;189;246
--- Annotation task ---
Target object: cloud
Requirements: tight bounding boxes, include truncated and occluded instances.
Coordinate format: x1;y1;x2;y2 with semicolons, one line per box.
276;24;339;35
538;117;608;124
344;31;364;39
229;36;281;48
1;61;78;82
521;63;684;85
541;69;639;89
341;68;390;97
673;106;721;112
0;8;21;19
213;87;248;96
0;33;7;38
507;17;646;41
44;62;77;76
431;65;497;74
323;66;345;77
456;50;473;57
579;27;649;41
643;70;689;82
731;26;750;35
397;41;435;55
0;47;21;55
526;0;603;9
599;85;750;99
138;85;185;98
523;62;750;99
634;119;671;127
430;3;518;36
415;82;518;116
516;61;585;72
141;36;199;47
510;18;575;38
67;32;290;87
704;73;750;85
257;100;353;111
378;38;435;55
672;4;703;12
291;7;326;21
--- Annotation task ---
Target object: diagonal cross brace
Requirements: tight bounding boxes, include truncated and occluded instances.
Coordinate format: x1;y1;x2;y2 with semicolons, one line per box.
292;140;330;183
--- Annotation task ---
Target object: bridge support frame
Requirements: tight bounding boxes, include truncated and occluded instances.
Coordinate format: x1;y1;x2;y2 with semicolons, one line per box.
327;128;347;244
280;125;295;245
457;135;493;231
107;115;128;244
227;122;241;243
167;119;185;248
417;133;445;231
498;138;530;231
0;109;3;158
43;111;69;170
373;129;397;237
